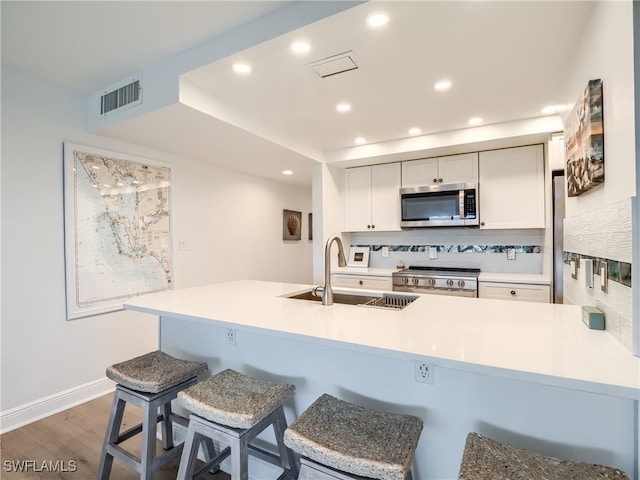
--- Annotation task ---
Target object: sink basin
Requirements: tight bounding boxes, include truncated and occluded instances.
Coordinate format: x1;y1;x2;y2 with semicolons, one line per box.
285;290;418;310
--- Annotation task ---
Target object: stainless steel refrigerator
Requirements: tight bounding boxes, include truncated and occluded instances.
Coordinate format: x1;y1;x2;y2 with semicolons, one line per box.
552;174;565;303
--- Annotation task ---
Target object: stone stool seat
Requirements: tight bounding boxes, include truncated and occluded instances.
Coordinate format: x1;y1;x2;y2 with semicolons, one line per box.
458;432;630;480
176;368;297;480
284;393;424;480
97;350;208;480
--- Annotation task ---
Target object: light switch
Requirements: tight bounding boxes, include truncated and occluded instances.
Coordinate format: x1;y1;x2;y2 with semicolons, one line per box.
507;248;516;260
570;260;578;279
600;263;608;293
583;258;593;289
381;246;389;258
429;247;438;259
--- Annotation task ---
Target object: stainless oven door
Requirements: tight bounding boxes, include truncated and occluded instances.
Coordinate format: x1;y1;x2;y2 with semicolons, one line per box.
393;285;477;298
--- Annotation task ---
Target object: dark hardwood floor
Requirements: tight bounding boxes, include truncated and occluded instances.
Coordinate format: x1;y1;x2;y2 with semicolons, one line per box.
0;393;230;479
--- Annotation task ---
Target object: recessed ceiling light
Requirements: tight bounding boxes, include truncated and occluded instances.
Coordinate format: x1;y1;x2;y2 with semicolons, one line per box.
336;103;351;113
468;117;483;126
366;11;389;28
290;41;311;54
282;169;294;176
541;103;573;115
434;80;452;91
408;127;422;135
232;62;251;74
354;137;366;144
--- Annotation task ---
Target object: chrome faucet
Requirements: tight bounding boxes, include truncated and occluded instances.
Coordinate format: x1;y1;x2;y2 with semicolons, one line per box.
321;235;347;305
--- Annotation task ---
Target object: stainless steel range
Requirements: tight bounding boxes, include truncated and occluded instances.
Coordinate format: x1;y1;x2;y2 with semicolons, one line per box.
392;266;481;297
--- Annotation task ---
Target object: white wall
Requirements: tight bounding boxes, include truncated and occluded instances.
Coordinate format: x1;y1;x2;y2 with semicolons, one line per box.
0;68;312;422
557;1;636;351
560;1;635;216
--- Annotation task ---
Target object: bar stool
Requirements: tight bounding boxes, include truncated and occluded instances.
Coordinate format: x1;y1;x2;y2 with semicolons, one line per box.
458;432;630;479
284;393;424;480
97;350;209;480
176;368;297;480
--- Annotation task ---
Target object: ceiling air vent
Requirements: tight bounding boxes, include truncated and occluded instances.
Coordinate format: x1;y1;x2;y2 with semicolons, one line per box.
308;51;358;78
98;74;142;117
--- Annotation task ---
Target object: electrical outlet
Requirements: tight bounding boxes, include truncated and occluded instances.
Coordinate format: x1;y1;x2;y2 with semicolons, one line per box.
415;361;434;384
507;248;516;260
226;328;236;346
382;246;389;257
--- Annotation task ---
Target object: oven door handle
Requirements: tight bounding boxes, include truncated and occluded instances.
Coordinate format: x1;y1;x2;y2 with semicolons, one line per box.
459;189;465;219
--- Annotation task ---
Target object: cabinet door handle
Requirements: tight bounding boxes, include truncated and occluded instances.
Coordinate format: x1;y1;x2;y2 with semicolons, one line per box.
367;225;371;229
433;178;438;183
510;290;517;296
480;221;485;227
359;280;363;285
438;178;443;183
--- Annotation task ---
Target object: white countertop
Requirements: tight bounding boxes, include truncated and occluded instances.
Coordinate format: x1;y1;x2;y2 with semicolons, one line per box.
332;266;399;275
125;280;639;400
332;268;552;285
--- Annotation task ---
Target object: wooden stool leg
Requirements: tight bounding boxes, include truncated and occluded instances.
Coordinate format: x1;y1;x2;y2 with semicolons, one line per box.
202;437;220;474
159;401;174;450
97;392;126;480
140;400;158;480
229;435;249;480
176;421;202;480
273;407;297;477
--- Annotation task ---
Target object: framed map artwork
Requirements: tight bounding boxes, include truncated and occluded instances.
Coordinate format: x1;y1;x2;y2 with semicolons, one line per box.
63;142;173;319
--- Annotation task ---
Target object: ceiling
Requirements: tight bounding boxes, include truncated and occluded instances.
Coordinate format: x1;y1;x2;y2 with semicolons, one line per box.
2;1;595;187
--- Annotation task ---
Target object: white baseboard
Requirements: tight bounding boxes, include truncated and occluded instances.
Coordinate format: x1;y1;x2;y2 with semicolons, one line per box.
0;377;115;434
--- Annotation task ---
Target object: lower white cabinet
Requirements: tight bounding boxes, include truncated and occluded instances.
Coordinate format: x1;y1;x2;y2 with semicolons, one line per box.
331;274;392;291
479;281;550;303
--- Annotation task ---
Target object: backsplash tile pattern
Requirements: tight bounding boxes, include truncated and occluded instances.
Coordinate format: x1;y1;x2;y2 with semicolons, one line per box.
360;244;541;253
563;252;632;287
563;197;633;351
350;229;545;274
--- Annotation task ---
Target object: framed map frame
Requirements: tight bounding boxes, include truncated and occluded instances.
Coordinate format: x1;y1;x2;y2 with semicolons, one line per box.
63;142;173;320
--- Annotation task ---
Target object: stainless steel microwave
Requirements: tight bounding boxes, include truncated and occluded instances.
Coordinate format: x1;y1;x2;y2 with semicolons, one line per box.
400;183;479;228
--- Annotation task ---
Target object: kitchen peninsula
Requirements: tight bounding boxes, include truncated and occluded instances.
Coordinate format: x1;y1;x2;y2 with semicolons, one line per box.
125;280;640;479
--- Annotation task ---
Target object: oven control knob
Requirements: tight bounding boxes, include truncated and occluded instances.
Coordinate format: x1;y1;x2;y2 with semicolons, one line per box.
412;278;419;285
458;280;465;287
403;277;409;284
446;279;454;287
428;278;436;286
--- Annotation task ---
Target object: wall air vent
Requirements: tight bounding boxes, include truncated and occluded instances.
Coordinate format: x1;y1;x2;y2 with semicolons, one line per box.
97;74;142;117
308;51;358;78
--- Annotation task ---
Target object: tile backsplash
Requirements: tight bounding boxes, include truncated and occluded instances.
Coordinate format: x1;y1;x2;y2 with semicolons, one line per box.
562;197;633;351
349;228;544;273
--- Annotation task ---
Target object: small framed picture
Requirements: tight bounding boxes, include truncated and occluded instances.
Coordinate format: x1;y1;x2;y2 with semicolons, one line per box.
347;246;370;267
283;209;302;241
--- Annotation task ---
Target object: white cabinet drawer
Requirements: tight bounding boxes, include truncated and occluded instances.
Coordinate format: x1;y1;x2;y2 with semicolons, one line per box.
479;282;550;303
331;274;392;291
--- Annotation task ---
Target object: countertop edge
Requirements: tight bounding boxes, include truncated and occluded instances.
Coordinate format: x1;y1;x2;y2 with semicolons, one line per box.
124;281;639;401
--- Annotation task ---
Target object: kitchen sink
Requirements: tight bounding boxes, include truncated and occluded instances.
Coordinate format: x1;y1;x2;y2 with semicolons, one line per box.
285;290;418;310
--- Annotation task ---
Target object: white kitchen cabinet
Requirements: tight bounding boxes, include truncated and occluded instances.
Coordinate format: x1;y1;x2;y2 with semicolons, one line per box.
331;273;392;291
402;153;478;187
479;281;551;303
478;145;545;229
344;163;401;232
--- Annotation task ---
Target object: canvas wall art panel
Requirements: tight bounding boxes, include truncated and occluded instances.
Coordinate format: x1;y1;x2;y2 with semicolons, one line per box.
565;79;604;197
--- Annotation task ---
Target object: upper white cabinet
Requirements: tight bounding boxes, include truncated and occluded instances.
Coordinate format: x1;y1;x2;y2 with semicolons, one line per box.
478;145;545;229
402;153;478;187
344;163;401;232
